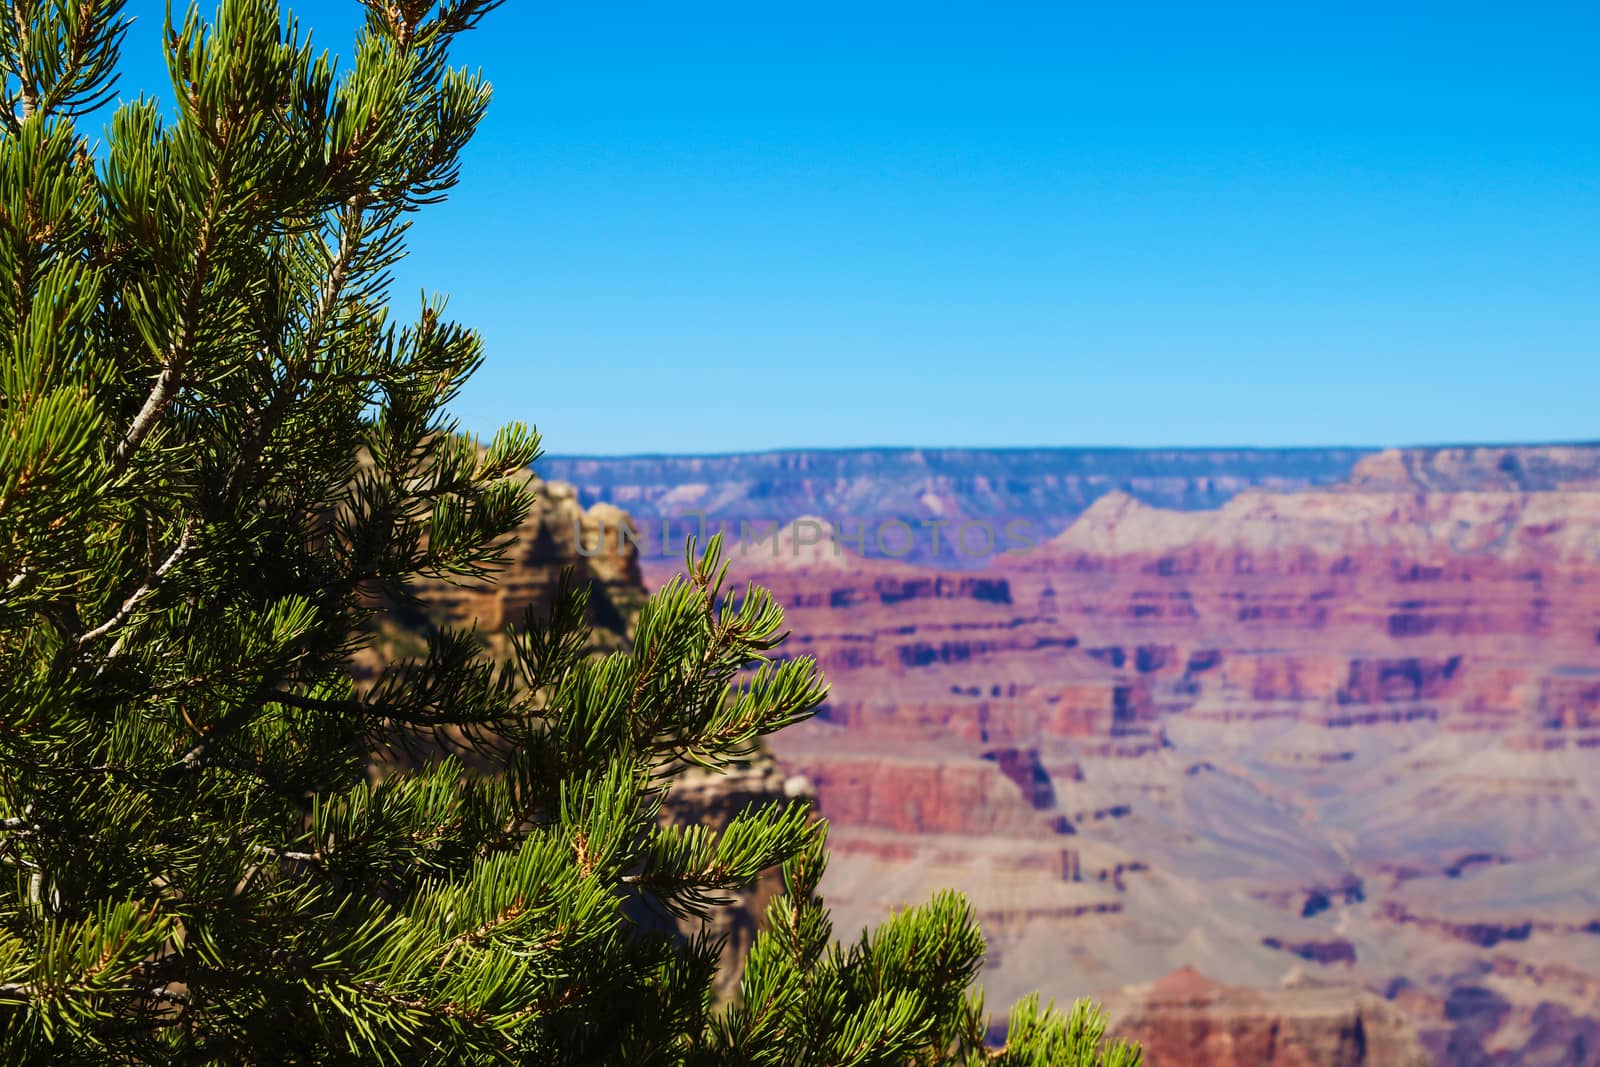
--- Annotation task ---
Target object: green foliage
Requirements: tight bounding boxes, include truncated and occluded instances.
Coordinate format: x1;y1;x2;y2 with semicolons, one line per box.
705;835;1140;1067
0;0;1142;1063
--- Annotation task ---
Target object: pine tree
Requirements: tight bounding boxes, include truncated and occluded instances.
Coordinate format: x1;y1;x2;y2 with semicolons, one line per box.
0;0;1143;1063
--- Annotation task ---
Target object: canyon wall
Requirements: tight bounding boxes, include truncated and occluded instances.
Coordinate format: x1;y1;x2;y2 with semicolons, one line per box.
1103;968;1433;1067
634;443;1600;1066
375;475;791;999
382;445;1600;1063
539;446;1374;565
403;476;647;650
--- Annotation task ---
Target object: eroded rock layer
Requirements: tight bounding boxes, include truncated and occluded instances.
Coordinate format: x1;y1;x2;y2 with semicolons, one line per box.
1103;967;1433;1067
639;444;1600;1066
375;476;790;1001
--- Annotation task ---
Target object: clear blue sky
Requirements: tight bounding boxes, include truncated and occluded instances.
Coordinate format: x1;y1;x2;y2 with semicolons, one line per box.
116;2;1598;454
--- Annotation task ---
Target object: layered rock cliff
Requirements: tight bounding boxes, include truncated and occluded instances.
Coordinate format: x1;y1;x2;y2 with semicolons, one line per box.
369;474;793;999
404;475;647;649
540;446;1374;565
1104;967;1432;1067
1347;445;1600;493
1043;486;1600;569
635;443;1600;1066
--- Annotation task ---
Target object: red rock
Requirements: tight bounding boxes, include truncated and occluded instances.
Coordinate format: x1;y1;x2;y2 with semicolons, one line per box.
1104;967;1431;1066
632;475;1600;1065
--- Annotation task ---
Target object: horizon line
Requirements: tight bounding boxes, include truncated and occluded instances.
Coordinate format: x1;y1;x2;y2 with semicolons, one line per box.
535;439;1600;463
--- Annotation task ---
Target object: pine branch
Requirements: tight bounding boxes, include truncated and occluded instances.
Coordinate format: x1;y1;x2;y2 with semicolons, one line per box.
111;183;224;477
76;521;192;648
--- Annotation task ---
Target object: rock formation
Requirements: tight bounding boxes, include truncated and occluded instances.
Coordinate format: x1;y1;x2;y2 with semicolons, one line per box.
540;446;1374;565
635;444;1600;1065
1346;445;1600;493
355;444;1600;1062
370;475;792;1001
1103;967;1432;1067
405;475;647;649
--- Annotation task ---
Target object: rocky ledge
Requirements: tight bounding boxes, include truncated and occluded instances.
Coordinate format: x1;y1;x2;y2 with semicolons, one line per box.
1103;967;1432;1067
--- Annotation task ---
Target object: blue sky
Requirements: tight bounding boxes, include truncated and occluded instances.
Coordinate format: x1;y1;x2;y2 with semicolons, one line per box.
116;2;1598;454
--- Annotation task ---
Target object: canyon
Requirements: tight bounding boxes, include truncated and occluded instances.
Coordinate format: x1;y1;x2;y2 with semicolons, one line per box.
619;444;1600;1066
401;443;1600;1064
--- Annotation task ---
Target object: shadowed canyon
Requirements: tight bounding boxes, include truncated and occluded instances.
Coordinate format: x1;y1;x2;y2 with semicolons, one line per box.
485;443;1600;1065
